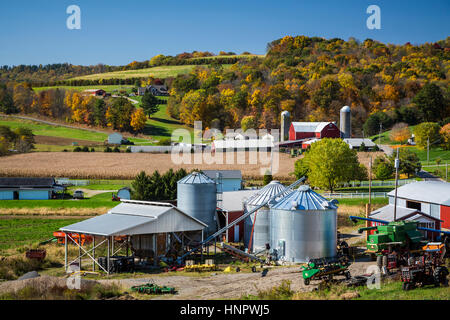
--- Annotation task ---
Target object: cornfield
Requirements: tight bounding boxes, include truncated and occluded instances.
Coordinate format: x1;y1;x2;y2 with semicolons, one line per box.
0;152;298;180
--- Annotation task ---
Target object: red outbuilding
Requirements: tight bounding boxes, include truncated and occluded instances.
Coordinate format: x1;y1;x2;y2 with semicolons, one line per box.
289;122;340;141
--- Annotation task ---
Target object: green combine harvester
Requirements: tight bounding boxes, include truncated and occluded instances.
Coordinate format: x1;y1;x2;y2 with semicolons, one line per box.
131;283;176;295
350;216;450;271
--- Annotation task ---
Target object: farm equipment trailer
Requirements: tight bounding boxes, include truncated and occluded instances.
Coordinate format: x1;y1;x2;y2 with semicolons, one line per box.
301;256;351;285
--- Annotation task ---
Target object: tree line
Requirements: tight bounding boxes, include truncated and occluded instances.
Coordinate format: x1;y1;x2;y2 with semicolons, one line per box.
165;36;449;136
0;83;157;134
131;169;188;201
0;125;35;156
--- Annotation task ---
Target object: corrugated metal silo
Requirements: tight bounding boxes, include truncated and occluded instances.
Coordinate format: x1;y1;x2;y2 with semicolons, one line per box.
177;171;217;235
244;181;286;252
340;106;351;138
280;111;290;142
270;185;337;263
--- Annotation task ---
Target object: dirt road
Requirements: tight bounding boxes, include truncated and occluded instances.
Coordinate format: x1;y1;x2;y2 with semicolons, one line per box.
99;258;376;300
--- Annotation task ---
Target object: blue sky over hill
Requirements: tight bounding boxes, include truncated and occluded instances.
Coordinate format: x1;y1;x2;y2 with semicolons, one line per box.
0;0;449;66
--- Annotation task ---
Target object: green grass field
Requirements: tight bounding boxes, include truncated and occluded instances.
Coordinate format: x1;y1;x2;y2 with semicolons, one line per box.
335;197;389;206
0;116;152;149
33;85;134;93
71;65;230;81
406;146;450;163
0;116;108;142
0;218;83;253
0;192;116;210
188;54;264;61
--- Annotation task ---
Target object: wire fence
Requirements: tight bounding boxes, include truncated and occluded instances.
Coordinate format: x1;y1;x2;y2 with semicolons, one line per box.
343;179;415;187
56;179;132;186
322;192;388;198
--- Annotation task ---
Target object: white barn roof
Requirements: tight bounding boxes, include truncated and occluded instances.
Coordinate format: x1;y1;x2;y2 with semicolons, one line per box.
370;204;442;222
291;122;335;133
387;181;450;206
60;201;206;236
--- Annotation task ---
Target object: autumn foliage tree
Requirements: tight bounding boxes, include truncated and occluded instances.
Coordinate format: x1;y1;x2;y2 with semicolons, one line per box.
440;123;450;150
130;108;147;133
389;123;410;143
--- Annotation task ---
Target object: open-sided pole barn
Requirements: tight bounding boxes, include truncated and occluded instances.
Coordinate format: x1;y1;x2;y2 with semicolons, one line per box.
60;200;207;274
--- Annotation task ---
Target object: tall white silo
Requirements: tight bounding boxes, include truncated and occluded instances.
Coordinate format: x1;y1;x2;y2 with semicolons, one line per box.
340;106;351;138
281;111;290;142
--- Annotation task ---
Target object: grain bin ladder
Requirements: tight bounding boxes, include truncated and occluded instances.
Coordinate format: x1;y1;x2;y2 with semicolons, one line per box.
176;176;306;264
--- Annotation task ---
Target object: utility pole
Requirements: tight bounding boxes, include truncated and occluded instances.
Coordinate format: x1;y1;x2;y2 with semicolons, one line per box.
379;123;382;144
427;137;430;165
393;148;400;222
366;155;372;241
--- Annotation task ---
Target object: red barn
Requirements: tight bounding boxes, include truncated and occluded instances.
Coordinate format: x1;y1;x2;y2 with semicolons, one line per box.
289;122;340;141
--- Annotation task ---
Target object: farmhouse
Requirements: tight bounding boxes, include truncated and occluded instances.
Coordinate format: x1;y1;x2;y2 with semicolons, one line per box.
202;170;243;192
289;122;340;141
342;138;377;150
137;85;169;96
83;89;106;96
0;177;64;200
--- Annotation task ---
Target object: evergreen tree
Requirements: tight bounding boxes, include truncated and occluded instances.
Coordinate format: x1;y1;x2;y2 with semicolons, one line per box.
141;91;160;117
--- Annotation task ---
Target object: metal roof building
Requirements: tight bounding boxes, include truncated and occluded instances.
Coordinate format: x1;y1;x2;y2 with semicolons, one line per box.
0;177;64;200
217;189;259;242
203;170;243;192
212;139;274;152
385;181;450;230
289;121;340;141
342;138;376;150
61;201;207;236
369;204;443;239
387;181;450;206
60;200;207;274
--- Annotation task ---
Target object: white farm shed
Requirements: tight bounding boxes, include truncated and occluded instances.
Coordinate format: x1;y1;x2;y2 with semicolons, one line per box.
60;200;207;273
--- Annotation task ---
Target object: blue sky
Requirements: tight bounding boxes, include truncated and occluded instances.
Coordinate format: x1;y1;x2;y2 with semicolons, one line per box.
0;0;448;66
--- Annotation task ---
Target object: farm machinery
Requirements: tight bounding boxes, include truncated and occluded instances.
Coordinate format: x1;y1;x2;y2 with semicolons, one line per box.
400;245;449;290
131;282;176;295
301;256;351;285
349;216;450;272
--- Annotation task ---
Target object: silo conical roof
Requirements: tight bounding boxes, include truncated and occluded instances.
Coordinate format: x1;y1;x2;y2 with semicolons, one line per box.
177;171;216;184
271;185;338;210
245;180;287;207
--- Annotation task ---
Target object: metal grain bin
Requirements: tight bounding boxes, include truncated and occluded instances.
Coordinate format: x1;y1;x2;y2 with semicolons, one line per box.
270;185;337;263
244;181;286;252
177;171;217;235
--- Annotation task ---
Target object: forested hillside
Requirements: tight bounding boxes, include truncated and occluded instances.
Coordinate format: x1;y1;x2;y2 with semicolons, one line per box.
166;36;449;135
0;36;449;136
